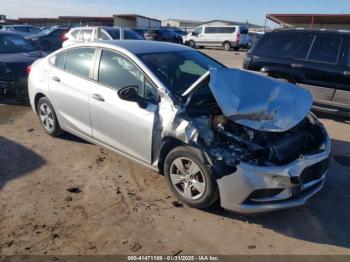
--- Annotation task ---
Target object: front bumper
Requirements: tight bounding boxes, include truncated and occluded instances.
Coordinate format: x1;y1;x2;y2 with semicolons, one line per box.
217;134;331;214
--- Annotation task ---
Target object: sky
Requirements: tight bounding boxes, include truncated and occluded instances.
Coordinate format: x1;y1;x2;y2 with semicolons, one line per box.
2;0;350;26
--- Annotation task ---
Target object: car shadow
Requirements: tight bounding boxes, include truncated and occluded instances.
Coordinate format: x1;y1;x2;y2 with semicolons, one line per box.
58;132;92;145
313;111;350;125
0;136;46;190
205;138;350;249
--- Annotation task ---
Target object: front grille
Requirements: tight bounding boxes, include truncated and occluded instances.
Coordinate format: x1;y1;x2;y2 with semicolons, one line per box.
299;158;329;184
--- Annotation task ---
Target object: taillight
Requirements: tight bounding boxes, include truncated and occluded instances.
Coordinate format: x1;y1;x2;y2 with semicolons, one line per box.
61;33;68;41
237;32;240;43
27;65;31;76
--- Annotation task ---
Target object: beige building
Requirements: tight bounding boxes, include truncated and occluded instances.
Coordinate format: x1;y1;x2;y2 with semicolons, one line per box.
162;19;203;32
114;14;161;29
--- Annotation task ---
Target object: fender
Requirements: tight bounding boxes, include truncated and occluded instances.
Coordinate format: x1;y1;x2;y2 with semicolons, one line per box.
260;66;305;83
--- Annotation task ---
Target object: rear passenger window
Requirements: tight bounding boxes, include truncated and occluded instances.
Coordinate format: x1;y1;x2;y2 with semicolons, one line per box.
71;30;80;39
205;27;235;33
65;48;95;78
55;51;67;69
256;33;299;57
308;35;341;64
295;35;315;60
78;29;93;41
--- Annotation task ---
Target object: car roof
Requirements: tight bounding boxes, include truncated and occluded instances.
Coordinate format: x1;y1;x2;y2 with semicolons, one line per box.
86;40;193;54
0;30;21;36
4;24;35;28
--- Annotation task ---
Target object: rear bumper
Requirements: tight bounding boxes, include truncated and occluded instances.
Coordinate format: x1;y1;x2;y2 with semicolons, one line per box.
217;132;331;214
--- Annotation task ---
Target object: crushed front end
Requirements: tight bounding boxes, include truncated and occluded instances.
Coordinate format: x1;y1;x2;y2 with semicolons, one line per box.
167;68;331;214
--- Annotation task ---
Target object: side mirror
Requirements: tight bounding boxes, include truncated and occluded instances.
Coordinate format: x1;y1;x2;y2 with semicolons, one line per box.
192;32;198;36
118;86;147;109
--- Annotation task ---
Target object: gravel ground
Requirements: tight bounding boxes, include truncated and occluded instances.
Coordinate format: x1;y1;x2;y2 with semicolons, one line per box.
1;49;350;255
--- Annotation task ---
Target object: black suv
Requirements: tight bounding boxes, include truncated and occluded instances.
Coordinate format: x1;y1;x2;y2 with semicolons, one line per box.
243;29;350;116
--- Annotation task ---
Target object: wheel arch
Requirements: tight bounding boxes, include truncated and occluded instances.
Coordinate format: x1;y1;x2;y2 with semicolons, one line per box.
34;92;46;114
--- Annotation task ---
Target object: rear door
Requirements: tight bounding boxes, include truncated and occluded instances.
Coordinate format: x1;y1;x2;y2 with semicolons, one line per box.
239;27;249;46
292;33;344;103
48;47;96;137
332;36;350;108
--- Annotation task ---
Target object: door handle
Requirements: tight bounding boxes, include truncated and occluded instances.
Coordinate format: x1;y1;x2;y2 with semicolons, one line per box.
91;93;105;102
291;63;304;69
344;71;350;77
51;76;60;82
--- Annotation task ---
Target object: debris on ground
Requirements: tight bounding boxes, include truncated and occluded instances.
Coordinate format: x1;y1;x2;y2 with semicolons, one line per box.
129;242;142;252
171;201;183;208
67;186;82;194
65;196;73;202
248;245;256;249
27;128;34;132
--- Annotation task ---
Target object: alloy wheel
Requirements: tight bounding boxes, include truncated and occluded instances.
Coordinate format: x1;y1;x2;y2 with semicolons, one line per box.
39;103;54;132
169;157;206;200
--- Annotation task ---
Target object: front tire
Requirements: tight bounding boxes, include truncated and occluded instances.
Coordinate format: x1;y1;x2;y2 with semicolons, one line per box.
188;40;196;49
37;97;63;137
164;146;219;209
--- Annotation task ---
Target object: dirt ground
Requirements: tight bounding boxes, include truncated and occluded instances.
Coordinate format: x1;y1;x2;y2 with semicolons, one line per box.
1;49;350;255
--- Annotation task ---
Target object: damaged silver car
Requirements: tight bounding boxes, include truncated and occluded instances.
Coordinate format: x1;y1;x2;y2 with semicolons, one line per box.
28;41;331;214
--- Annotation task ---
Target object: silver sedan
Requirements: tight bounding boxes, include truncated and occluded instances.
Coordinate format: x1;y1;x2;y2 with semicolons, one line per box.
28;40;331;214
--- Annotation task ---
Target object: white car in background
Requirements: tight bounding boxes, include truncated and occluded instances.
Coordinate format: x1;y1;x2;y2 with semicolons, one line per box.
63;26;144;47
184;25;250;51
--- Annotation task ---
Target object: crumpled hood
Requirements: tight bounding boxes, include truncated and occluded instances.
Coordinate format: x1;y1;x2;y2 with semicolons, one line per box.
208;68;313;132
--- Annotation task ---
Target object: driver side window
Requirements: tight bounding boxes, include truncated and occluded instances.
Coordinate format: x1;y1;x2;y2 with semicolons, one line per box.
98;50;158;102
193;27;203;35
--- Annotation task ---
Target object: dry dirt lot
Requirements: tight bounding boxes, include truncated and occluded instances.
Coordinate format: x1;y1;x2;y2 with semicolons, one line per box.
1;49;350;255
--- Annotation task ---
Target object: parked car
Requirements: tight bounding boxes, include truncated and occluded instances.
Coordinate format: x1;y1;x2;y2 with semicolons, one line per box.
183;25;250;51
28;40;330;214
25;27;70;52
144;29;182;43
1;25;41;37
244;29;350;116
247;31;264;48
63;26;144;47
131;28;148;38
0;31;44;99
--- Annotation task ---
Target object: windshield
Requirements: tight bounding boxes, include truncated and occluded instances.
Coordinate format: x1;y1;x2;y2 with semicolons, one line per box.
0;34;36;53
124;29;144;40
35;27;55;36
138;51;224;96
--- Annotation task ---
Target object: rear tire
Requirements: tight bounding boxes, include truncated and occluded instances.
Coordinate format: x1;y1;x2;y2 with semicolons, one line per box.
223;41;231;51
233;46;240;51
37;97;64;137
164;146;219;209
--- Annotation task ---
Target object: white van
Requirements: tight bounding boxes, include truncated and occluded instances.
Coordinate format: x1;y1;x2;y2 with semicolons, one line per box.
184;25;249;51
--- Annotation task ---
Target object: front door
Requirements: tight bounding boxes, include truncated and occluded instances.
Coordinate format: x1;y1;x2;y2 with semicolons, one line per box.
89;49;159;164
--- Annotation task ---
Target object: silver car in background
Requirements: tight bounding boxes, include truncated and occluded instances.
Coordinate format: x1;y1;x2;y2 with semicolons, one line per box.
28;41;331;214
